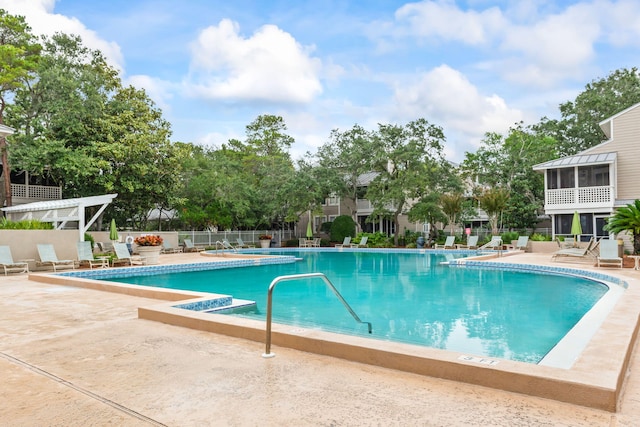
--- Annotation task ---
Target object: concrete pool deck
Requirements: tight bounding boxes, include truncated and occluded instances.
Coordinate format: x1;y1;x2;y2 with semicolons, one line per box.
1;251;640;425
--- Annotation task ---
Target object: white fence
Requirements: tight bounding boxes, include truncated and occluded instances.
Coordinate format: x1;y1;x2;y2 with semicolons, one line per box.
178;230;295;247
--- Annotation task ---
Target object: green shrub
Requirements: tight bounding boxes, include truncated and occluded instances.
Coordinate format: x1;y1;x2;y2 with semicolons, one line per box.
84;233;96;248
0;218;54;230
357;232;392;247
500;231;520;244
330;215;356;242
530;233;551;241
320;221;332;234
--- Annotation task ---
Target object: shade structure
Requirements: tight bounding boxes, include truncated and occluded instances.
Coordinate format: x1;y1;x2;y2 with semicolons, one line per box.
109;218;119;241
571;211;582;239
306;219;313;238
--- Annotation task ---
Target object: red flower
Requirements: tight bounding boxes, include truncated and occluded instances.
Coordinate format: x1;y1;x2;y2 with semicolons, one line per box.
134;235;164;246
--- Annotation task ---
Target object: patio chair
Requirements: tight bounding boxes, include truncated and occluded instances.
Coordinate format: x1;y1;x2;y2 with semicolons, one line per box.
456;235;479;249
77;241;108;269
0;245;29;275
356;236;368;248
236;238;255;248
112;242;144;267
479;236;503;250
299;238;308;247
221;239;238;252
36;244;75;272
162;241;183;254
335;236;352;248
551;237;595;261
311;237;321;247
509;236;529;251
435;236;456;249
597;239;623;268
183;239;204;252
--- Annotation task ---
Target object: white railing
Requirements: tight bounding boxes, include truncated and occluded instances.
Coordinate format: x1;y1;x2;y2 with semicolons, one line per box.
11;183;62;200
545;186;613;207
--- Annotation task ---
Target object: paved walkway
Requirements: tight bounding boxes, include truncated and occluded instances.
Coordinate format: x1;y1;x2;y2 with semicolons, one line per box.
1;252;639;426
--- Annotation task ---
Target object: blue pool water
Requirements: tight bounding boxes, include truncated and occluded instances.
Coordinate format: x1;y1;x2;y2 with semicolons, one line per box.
103;250;609;363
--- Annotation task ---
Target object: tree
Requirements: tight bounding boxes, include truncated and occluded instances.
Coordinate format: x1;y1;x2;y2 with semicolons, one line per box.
8;33;182;228
537;68;640;156
440;193;464;236
0;9;41;206
316;124;374;227
366;118;447;246
604;200;640;254
477;188;509;235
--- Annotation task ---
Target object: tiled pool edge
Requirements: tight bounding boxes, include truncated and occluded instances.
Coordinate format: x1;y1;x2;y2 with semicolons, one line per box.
28;254;640;412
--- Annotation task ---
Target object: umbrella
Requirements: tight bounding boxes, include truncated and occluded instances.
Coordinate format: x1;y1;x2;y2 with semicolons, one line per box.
109;218;119;241
306;215;313;239
571;211;582;243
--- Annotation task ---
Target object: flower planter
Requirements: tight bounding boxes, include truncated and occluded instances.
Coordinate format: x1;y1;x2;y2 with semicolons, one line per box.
137;246;162;265
259;239;271;249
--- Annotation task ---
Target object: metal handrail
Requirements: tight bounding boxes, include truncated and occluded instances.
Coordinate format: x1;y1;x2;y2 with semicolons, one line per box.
262;272;372;358
214;240;237;253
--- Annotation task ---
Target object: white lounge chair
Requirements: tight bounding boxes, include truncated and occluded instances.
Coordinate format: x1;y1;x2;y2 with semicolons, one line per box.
355;236;368;248
183;239;204;252
112;242;143;267
435;236;456;249
0;245;29;275
597;239;623;268
335;236;352;248
509;236;529;251
236;238;255;248
162;241;183;253
77;241;108;269
479;236;503;250
552;237;596;261
37;244;75;272
456;235;479;249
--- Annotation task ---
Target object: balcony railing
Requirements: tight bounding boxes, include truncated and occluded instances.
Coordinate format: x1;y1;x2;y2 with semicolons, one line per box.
11;183;62;201
545;186;613;208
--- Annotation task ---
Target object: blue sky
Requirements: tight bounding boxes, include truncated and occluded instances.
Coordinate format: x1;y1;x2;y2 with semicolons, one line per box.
1;0;639;162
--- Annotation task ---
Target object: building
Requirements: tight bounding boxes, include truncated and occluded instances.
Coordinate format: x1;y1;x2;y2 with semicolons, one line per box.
533;102;640;241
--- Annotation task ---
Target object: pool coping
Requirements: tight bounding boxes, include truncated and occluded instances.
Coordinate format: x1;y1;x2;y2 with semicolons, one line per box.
28;251;640;412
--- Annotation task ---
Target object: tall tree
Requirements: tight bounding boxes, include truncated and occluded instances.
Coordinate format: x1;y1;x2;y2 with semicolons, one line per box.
440;193;464;236
0;9;41;206
537;68;640;156
367;118;447;246
477;188;509;235
316;124;374;227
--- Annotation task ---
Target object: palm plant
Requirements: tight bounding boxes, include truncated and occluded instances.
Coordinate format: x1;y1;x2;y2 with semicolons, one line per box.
604;200;640;254
477;188;509;235
440;193;463;236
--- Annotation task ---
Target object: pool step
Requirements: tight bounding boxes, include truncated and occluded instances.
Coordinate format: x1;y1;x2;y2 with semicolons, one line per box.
173;296;256;314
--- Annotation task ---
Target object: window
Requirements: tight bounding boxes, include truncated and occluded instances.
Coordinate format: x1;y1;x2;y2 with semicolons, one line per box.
547;168;574;189
325;193;339;206
578;165;609;187
559;168;575;188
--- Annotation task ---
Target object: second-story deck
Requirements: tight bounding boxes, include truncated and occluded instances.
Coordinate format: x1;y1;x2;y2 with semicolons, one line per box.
544;185;614;212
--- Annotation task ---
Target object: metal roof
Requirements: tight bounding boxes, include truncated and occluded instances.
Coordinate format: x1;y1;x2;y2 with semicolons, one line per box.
532;152;616;170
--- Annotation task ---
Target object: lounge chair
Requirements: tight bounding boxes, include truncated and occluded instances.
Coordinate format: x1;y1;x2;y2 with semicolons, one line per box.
597;239;623;268
335;236;353;248
36;244;75;272
236;238;255;248
509;236;529;251
162;241;183;253
356;236;368;248
479;236;503;250
183;239;204;252
77;241;108;269
552;237;596;261
112;242;144;266
435;235;456;249
221;239;238;252
456;235;479;249
0;245;29;275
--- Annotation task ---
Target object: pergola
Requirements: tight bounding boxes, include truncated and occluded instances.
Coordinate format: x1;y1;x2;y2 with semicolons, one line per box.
1;194;118;240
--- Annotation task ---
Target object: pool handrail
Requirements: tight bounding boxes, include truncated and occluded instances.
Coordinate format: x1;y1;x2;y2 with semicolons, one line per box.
262;272;372;358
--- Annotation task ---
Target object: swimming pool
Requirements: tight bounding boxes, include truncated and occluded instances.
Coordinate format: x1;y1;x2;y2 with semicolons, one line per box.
101;250;609;364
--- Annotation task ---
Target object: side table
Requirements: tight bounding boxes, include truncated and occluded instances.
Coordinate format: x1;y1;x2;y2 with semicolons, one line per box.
628;255;640;271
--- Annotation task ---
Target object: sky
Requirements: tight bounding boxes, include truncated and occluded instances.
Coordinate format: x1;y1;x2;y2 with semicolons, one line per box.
1;0;639;163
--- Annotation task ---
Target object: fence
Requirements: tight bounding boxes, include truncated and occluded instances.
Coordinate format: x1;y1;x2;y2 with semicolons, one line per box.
177;230;295;247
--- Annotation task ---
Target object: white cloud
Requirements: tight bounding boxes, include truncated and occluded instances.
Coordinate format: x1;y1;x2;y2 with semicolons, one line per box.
390;65;522;159
0;0;124;72
125;75;173;112
186;19;323;104
395;0;506;45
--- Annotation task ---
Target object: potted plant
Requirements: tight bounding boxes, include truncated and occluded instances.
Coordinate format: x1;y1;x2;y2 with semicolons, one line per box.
134;235;164;264
258;234;272;249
